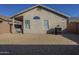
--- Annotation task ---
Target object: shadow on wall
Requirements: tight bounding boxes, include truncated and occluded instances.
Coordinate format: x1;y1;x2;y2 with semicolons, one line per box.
47;28;79;44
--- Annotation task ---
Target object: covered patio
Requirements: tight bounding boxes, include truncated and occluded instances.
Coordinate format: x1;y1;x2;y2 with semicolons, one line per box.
10;16;24;33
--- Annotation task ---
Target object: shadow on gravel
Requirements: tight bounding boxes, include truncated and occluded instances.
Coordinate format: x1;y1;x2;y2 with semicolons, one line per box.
62;33;79;44
0;45;79;55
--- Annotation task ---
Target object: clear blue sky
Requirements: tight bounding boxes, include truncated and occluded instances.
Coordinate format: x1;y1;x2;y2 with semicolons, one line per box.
0;4;79;17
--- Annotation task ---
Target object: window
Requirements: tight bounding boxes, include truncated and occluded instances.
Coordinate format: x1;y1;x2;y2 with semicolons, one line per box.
44;20;49;30
25;20;30;29
33;16;40;19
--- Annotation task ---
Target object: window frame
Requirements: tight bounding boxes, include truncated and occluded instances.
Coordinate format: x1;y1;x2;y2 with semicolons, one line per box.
33;16;40;20
44;20;49;30
25;20;30;29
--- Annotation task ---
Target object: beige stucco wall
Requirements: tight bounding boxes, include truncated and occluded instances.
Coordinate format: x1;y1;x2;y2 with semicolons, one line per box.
0;20;10;34
14;7;68;33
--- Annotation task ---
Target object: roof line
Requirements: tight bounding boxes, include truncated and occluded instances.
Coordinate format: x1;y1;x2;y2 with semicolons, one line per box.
40;5;70;17
11;4;70;18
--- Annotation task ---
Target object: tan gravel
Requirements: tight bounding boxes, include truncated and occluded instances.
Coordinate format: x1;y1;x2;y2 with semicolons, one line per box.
0;33;78;45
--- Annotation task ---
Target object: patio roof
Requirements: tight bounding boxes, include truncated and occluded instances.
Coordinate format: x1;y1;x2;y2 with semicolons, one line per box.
0;15;10;22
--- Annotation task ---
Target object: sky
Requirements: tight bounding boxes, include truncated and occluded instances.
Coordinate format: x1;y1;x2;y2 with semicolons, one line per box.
0;4;79;17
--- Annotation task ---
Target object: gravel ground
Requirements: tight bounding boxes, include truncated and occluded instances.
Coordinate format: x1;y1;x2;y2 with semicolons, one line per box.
0;33;78;45
0;33;78;55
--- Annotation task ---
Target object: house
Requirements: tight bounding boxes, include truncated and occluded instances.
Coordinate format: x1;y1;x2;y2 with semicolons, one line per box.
0;5;70;34
0;15;10;34
67;17;79;34
10;5;70;34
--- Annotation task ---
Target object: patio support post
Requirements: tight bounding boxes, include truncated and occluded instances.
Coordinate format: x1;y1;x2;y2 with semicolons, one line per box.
23;16;25;34
12;18;15;34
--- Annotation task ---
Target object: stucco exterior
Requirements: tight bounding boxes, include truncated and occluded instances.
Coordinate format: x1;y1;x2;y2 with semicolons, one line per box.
13;7;68;33
0;20;10;34
11;5;69;34
24;8;67;33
